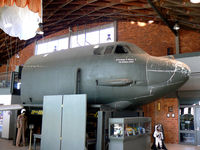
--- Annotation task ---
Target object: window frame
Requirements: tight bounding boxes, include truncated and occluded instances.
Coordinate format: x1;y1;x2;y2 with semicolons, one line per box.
35;22;117;55
35;34;69;55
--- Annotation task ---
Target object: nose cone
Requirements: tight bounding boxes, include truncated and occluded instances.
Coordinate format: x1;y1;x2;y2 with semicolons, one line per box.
147;57;191;87
171;60;191;83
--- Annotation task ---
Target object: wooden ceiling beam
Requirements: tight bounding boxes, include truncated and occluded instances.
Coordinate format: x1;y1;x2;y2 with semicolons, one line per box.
44;0;54;9
169;15;200;24
128;4;152;10
46;0;74;20
163;0;200;8
44;0;98;27
64;1;139;27
165;8;200;17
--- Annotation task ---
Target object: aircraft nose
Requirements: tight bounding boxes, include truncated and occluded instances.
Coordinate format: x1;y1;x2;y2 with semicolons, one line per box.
169;60;191;83
147;57;191;85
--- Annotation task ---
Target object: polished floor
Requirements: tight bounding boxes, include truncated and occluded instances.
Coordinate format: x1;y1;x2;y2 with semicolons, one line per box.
0;138;200;150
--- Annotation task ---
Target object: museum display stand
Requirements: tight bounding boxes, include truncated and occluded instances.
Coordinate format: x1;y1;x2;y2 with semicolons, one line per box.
109;117;151;150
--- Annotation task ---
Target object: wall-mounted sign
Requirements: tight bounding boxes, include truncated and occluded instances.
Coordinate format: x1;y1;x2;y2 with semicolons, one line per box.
31;110;43;115
157;102;161;111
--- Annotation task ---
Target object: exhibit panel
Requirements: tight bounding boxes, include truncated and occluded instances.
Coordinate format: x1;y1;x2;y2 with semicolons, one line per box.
61;95;87;150
109;117;151;150
41;95;63;150
41;95;87;150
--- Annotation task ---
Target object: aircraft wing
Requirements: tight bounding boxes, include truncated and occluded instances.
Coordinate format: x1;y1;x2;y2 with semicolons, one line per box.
0;104;23;111
174;52;200;100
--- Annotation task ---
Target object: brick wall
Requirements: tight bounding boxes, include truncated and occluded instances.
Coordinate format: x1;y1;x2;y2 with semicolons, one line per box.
8;43;35;71
180;29;200;53
118;22;176;56
142;98;179;144
0;64;7;72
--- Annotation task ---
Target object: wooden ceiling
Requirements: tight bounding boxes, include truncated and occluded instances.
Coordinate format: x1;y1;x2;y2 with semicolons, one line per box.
0;0;200;64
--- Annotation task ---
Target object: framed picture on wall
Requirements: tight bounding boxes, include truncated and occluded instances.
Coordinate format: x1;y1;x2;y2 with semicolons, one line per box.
168;106;173;112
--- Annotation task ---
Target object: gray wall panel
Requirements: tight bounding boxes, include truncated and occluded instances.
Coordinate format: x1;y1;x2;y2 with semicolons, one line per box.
61;94;87;150
41;95;63;150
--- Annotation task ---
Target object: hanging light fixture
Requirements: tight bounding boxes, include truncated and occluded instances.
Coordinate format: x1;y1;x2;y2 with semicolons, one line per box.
16;53;20;58
148;20;154;24
137;21;146;27
130;21;135;24
173;23;180;30
190;0;200;3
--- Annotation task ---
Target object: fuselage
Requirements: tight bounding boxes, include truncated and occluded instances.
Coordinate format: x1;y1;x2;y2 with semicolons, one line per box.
21;42;190;108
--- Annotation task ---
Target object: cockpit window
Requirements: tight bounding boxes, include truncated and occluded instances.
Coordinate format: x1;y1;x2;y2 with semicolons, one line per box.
115;45;129;54
104;46;114;55
94;46;104;55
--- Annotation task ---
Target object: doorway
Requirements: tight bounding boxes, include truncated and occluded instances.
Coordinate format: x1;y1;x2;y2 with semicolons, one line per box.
179;106;200;145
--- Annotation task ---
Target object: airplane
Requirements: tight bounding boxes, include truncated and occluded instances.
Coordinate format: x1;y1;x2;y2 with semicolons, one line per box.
0;41;191;110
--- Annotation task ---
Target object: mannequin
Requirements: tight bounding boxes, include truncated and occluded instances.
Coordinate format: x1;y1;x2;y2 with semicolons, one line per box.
16;109;27;147
151;124;167;150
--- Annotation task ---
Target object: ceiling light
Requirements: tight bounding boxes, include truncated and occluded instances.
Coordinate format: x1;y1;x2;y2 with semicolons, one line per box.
148;20;154;24
190;0;200;3
130;21;135;24
137;22;146;27
173;23;180;30
16;53;20;58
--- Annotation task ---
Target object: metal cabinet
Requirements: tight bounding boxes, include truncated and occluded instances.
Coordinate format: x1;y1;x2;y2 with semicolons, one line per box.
109;117;151;150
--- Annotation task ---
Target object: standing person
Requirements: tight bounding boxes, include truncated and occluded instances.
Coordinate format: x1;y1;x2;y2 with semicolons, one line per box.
16;109;27;147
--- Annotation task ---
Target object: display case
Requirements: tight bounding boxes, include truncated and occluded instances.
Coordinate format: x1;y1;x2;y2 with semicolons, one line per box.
109;117;151;150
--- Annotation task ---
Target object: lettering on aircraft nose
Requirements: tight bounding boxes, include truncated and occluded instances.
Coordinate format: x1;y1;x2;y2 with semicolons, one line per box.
116;58;136;64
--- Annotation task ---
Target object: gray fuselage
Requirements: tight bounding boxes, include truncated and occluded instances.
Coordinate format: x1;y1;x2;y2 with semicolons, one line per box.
21;42;190;108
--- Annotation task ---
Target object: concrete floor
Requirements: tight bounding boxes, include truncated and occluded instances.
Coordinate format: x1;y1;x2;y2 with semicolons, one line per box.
0;138;200;150
0;138;40;150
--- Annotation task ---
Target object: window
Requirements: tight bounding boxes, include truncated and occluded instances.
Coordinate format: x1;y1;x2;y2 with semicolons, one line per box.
100;27;114;43
85;31;99;45
70;34;85;48
104;46;114;55
70;23;115;49
115;45;129;54
94;47;104;55
36;37;69;55
180;107;194;131
35;23;115;55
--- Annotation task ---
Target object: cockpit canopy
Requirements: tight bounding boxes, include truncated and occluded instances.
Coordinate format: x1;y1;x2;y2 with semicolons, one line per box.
93;43;145;55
